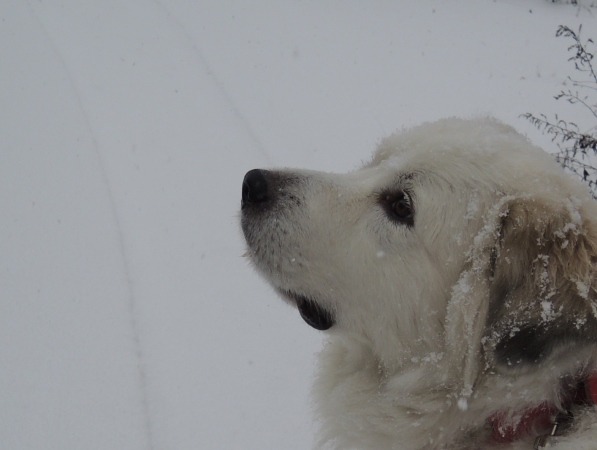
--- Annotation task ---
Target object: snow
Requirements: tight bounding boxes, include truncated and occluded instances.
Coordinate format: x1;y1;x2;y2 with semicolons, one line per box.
577;280;590;299
0;1;595;449
457;397;470;412
540;300;558;322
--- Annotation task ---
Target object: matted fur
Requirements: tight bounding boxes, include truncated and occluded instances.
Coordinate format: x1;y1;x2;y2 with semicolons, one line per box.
241;118;597;449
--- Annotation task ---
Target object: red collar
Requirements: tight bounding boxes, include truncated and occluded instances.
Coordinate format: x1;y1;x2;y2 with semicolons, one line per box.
488;373;597;444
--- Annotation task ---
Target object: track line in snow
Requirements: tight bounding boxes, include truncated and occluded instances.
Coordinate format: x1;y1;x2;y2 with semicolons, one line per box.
150;0;273;165
25;4;157;450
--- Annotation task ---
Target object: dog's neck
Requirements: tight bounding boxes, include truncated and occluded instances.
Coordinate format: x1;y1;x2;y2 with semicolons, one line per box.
314;337;597;449
488;373;597;447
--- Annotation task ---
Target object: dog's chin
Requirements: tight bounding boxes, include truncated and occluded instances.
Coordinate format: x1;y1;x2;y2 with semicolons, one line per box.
282;291;335;331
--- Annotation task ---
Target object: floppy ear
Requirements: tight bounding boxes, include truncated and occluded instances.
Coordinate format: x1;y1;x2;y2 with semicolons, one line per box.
484;196;597;369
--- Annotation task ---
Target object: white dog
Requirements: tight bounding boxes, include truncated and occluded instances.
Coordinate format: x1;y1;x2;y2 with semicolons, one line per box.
240;118;597;449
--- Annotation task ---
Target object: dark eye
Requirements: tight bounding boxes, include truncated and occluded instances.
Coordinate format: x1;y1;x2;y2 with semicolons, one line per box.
381;191;414;226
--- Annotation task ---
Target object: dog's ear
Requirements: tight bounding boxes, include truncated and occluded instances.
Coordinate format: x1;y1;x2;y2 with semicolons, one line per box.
484;196;597;369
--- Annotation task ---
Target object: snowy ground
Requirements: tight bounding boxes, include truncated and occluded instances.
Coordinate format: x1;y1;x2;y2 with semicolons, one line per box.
1;1;595;449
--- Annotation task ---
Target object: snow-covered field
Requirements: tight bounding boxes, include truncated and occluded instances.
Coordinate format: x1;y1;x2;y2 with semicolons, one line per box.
1;1;595;449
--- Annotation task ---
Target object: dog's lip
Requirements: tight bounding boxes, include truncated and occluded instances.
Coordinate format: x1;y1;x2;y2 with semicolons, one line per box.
282;291;335;331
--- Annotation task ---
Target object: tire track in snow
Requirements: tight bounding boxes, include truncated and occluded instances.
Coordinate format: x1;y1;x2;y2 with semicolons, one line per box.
150;0;273;165
25;5;157;450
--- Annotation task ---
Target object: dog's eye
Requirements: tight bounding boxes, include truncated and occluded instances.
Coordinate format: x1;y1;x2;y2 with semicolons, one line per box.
392;196;412;219
381;191;414;226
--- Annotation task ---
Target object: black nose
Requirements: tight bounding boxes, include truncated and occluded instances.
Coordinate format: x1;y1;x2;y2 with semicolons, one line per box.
242;169;269;207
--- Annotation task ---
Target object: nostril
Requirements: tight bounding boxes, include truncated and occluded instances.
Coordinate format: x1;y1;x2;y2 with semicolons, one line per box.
242;169;269;206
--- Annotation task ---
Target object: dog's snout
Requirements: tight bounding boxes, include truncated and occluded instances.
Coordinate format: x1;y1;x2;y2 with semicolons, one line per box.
242;169;269;207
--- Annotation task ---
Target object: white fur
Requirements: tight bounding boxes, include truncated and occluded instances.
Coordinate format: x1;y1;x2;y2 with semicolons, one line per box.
242;118;597;449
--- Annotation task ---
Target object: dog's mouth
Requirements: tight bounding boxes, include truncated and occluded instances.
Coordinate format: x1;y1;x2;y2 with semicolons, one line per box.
282;291;335;330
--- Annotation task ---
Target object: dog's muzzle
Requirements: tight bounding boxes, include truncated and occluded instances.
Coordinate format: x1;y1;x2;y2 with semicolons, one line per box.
241;169;336;331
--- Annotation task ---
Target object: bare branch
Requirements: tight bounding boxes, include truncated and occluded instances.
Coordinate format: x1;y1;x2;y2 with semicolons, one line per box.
522;24;597;197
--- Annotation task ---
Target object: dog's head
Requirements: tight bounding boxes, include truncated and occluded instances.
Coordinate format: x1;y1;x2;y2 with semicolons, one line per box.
241;118;597;383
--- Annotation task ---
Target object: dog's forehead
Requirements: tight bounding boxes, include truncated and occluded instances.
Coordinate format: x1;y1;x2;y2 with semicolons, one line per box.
344;163;415;189
365;120;574;198
369;136;509;177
